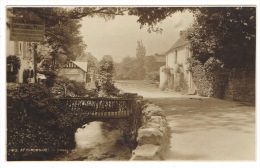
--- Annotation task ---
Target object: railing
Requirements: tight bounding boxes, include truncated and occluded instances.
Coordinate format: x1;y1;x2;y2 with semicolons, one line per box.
54;97;141;119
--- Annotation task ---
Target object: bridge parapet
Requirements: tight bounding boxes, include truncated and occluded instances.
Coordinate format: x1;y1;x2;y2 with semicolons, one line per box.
53;97;141;119
53;96;143;147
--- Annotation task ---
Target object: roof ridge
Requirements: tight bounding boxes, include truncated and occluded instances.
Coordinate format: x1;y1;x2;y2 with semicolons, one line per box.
166;33;190;54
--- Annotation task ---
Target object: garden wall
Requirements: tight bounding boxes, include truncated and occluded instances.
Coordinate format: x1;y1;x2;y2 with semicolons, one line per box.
130;102;171;160
224;69;255;103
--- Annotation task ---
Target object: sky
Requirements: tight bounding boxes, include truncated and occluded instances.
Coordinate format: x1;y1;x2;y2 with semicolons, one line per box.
80;11;194;63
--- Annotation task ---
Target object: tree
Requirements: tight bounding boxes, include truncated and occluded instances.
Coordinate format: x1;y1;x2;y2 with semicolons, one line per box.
129;7;256;69
128;7;186;32
187;7;256;69
135;41;146;79
76;52;98;72
7;7;128;70
7;8;86;70
144;55;157;72
115;56;139;80
97;55;119;96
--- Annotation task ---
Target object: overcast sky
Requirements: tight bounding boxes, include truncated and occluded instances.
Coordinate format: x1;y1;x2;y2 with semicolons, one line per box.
80;11;194;63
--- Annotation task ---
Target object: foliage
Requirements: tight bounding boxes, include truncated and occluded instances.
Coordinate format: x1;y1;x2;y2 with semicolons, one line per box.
188;57;228;98
204;57;229;98
52;76;91;97
173;72;188;94
38;70;91;97
115;44;163;81
76;52;99;72
128;7;186;32
39;70;58;87
66;80;88;97
129;7;255;69
7;55;21;83
7;8;117;70
162;67;172;76
7;84;64;160
144;55;156;72
144;53;165;73
187;7;256;69
146;71;160;84
174;63;183;73
135;41;146;80
162;65;188;93
187;58;211;96
98;55;120;96
9;8;86;70
22;69;31;83
7;83;97;160
115;56;139;80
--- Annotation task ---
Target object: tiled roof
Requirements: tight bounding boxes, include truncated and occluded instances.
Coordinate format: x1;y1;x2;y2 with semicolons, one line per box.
166;34;190;54
72;61;88;72
155;55;166;63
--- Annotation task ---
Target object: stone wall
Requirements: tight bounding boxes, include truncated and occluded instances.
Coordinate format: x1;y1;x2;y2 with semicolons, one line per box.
130;102;171;160
224;69;255;103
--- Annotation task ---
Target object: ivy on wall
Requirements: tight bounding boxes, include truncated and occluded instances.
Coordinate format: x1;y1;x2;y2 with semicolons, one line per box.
188;57;228;98
161;65;188;93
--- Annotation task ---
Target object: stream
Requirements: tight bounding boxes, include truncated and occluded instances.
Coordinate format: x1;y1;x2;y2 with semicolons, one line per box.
54;121;132;161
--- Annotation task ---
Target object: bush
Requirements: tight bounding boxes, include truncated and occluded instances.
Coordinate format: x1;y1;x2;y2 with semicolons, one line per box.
204;57;228;98
55;76;95;97
188;57;228;98
7;84;80;160
7;55;21;83
173;72;188;94
40;70;57;87
188;58;211;96
23;69;31;83
146;71;159;84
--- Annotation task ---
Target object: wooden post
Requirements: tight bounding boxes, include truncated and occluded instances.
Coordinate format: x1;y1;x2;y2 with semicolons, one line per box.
64;83;67;97
32;43;37;84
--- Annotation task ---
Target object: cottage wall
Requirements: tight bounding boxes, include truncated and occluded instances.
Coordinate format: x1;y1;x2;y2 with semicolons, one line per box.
159;66;167;90
59;68;86;83
164;45;194;92
166;52;175;68
7;26;33;83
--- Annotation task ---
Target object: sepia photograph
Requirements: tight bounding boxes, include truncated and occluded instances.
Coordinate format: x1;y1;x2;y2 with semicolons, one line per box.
3;3;258;167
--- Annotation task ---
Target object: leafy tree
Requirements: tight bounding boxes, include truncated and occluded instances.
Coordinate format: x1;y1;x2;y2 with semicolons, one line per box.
128;7;187;32
187;7;256;69
97;55;119;96
115;56;139;80
135;41;146;79
129;7;256;69
144;55;156;72
76;52;98;72
7;7;128;70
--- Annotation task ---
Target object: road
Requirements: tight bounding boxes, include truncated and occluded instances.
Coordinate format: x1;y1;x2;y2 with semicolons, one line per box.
115;80;256;161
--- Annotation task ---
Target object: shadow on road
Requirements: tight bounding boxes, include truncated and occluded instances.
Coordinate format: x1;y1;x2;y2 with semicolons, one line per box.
148;97;255;134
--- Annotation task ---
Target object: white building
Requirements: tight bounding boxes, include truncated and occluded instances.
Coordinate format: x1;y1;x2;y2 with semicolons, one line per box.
160;31;197;94
6;18;34;83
